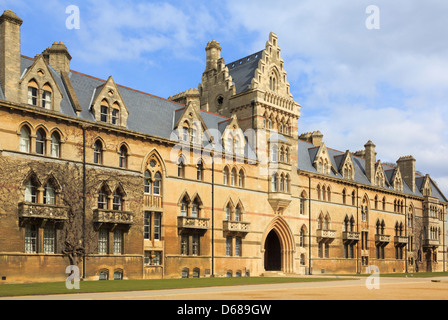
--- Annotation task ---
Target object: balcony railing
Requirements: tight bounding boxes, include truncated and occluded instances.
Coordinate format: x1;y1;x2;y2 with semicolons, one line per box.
19;202;68;221
316;229;337;242
222;220;250;234
375;234;391;243
93;209;134;225
394;236;409;246
178;216;209;230
342;231;360;242
423;239;440;247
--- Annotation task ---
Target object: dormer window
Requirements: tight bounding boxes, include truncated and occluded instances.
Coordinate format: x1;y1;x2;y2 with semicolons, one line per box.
112;109;119;125
42;84;53;110
27;81;38;106
101;105;108;123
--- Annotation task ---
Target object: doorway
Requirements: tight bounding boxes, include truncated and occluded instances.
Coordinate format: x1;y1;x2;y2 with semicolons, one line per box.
264;230;282;271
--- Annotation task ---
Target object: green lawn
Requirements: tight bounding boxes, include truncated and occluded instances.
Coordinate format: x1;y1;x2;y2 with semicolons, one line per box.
0;276;346;298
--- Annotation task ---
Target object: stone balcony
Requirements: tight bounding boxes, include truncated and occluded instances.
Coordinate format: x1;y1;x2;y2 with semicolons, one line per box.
316;229;337;243
394;236;409;246
93;209;134;226
178;216;209;231
19;202;68;222
222;220;250;234
375;234;391;244
342;231;360;242
423;239;440;248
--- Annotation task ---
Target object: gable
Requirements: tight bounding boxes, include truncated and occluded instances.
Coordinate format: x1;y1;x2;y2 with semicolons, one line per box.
19;55;63;111
90;76;129;127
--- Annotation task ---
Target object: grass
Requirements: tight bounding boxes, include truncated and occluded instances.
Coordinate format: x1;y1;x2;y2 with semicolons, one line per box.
0;276;346;298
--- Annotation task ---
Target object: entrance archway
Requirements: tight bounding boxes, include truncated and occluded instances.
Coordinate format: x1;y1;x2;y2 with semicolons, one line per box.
264;230;282;271
262;217;295;273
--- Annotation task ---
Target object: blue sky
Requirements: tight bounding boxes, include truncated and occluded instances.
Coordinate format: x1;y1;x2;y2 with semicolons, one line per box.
2;0;448;197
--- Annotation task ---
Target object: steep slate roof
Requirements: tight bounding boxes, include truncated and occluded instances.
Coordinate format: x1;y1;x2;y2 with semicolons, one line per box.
226;50;263;95
297;139;447;202
19;56;257;160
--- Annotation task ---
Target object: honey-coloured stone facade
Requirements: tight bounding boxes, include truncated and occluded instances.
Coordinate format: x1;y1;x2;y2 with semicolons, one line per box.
0;10;446;283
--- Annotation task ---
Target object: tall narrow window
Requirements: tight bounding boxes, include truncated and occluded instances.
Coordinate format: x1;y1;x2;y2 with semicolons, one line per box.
43;226;55;254
42;84;52;109
113;191;122;211
153;172;162;195
98;186;108;210
180;200;188;217
98;229;108;255
100;101;109;123
192;235;200;256
235;237;242;257
94;140;103;164
178;158;185;178
181;235;189;255
223;167;229;185
25;180;38;203
192;201;199;218
238;169;245;188
112;109;119;125
144;171;151;194
113;230;123;255
28;85;38;106
25;225;38;253
144;212;151;240
44;183;55;205
197;161;204;181
20;126;31;153
226;236;232;256
51;132;61;158
231;168;237;186
119;145;128;169
154;213;161;241
271;174;278;192
36;129;46;155
225;204;232;221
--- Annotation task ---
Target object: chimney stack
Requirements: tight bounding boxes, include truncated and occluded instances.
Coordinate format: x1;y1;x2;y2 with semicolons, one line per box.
364;140;376;183
0;10;23;102
397;155;416;193
42;41;72;74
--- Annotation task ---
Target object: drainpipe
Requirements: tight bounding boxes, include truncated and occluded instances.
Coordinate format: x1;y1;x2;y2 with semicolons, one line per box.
308;175;312;275
356;185;359;274
211;150;215;277
405;197;408;274
82;125;87;279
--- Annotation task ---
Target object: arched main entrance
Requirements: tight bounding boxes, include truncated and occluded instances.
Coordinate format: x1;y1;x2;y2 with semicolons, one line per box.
264;230;282;271
262;217;295;273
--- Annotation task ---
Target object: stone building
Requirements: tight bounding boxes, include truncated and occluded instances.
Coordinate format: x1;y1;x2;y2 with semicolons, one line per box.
0;10;446;283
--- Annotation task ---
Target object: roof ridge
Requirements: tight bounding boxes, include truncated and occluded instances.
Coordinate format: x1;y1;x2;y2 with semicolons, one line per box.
21;54;186;107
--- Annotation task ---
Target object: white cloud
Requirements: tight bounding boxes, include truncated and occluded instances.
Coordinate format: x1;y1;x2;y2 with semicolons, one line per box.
224;0;448;195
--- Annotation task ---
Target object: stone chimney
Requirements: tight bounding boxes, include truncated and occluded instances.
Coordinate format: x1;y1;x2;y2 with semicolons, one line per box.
205;40;221;72
397;155;416;192
299;131;323;147
364;140;376;183
0;10;23;102
42;41;72;74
